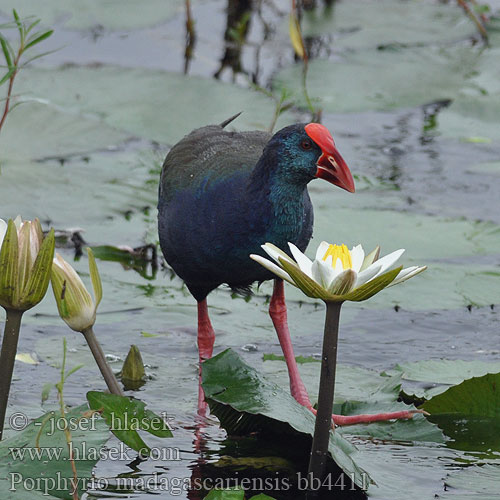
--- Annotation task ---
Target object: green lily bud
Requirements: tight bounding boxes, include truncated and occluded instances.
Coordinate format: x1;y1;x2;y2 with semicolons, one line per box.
51;248;102;332
0;217;55;311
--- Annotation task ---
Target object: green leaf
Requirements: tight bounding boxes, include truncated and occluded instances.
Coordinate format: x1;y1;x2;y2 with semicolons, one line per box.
444;464;500;499
24;29;53;50
202;349;372;490
0;36;13;68
0;404;109;499
0;219;19;309
204;489;244;500
86;391;172;455
390;359;500;400
263;353;319;364
64;363;84;381
25;18;40;34
422;373;500;452
87;247;102;308
19;228;55;310
19;48;60;67
423;372;500;417
12;9;23;40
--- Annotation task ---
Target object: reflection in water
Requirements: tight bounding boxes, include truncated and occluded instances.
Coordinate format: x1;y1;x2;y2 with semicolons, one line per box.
184;0;197;74
214;0;253;81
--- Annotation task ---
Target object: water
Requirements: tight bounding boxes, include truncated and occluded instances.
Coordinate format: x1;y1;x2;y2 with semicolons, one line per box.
1;0;500;498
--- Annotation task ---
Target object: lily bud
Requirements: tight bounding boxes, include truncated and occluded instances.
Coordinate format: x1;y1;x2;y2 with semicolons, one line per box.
51;248;103;332
0;217;55;311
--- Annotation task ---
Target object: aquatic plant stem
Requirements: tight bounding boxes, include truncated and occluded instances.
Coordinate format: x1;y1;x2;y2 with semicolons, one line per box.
0;51;19;134
57;339;80;500
82;327;123;396
456;0;488;43
306;301;342;498
0;308;24;440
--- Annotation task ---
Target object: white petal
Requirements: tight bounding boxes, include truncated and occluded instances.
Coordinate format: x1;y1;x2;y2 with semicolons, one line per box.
261;243;294;264
13;215;23;231
250;254;295;285
0;219;7;250
288;243;313;278
350;244;365;272
311;258;337;289
388;266;427;287
367;248;405;279
315;241;330;261
53;253;89;295
334;257;343;274
328;268;357;295
354;263;382;288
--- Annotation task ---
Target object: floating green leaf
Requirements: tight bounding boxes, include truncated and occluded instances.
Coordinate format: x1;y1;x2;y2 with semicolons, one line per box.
86;391;172;456
202;349;372;490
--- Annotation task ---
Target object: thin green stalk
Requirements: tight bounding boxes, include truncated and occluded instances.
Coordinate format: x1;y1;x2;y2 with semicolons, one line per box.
82;327;123;396
0;50;20;133
306;301;342;498
57;339;80;500
0;308;24;440
456;0;489;44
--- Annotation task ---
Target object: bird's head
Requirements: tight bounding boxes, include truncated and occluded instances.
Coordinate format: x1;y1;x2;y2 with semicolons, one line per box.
266;123;355;193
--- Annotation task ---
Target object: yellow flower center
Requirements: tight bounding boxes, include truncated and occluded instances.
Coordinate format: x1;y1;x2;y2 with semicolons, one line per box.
322;244;352;269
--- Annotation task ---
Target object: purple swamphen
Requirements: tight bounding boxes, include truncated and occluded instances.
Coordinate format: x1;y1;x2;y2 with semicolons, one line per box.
158;116;415;424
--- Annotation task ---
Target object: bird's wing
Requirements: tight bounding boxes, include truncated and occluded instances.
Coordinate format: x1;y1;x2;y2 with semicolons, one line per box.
159;125;271;202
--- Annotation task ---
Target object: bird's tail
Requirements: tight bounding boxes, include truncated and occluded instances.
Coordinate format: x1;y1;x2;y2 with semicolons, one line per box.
219;112;242;129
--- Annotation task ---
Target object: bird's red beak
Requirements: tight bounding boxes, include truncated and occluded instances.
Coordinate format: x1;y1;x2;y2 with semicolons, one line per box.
305;123;355;193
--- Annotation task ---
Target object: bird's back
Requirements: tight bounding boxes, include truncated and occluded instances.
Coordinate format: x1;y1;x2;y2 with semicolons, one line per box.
159;125;270;203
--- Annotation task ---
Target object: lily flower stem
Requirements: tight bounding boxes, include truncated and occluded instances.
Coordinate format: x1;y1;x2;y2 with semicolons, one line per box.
0;308;24;441
306;301;342;498
82;327;123;396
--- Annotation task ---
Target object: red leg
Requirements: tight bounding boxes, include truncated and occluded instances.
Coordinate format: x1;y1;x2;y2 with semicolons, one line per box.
269;279;312;408
197;299;215;416
270;279;423;426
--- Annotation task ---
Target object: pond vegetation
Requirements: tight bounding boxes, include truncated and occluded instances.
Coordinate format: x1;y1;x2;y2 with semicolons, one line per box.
1;1;500;498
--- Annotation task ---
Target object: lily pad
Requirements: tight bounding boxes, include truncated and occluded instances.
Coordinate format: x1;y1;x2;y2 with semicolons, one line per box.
262;357;442;442
202;348;371;491
422;373;500;453
437;94;500;142
443;464;500;499
273;46;478;113
0;404;109;499
302;0;476;49
0;101;129;162
16;66;295;145
423;372;500;418
390;359;500;399
0;0;187;30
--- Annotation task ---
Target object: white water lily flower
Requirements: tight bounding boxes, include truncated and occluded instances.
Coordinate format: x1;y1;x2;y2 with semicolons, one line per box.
250;242;426;302
51;248;103;332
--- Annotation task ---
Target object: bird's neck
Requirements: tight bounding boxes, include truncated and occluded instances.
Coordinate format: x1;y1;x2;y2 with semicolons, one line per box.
248;153;309;240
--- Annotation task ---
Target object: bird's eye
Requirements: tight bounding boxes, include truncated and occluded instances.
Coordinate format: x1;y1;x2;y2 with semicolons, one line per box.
301;139;312;150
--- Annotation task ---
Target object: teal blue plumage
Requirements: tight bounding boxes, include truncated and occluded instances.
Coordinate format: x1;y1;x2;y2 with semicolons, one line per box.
158;121;324;301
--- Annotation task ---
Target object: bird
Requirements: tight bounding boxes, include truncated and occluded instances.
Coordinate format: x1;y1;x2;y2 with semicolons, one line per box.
158;115;416;425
